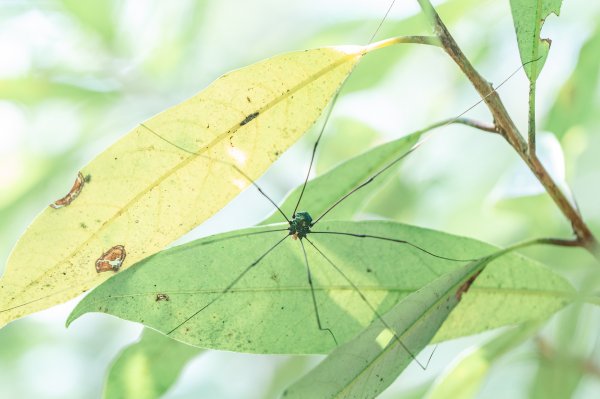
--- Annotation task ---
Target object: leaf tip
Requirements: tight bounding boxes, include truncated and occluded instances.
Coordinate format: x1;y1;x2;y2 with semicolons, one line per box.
65;305;85;328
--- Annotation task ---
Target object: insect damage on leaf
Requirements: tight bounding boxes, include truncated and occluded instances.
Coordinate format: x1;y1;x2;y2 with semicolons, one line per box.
49;171;86;209
455;270;482;301
95;245;127;273
1;42;367;328
240;111;259;126
156;293;170;302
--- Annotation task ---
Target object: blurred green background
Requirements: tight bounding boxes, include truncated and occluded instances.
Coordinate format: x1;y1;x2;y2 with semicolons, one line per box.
1;0;600;398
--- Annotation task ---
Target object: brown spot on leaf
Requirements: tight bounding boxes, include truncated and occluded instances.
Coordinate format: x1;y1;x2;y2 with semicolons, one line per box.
50;172;85;209
95;245;126;273
455;270;482;301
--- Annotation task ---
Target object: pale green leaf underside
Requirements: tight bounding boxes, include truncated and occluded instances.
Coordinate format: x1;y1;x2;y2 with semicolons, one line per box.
283;256;493;399
545;26;600;138
509;0;562;81
260;128;423;225
103;328;201;399
425;322;540;399
68;220;574;355
0;45;364;327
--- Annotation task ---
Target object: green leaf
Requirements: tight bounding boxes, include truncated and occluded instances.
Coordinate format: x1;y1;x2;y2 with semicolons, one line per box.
0;77;118;105
260;128;423;225
424;322;541;399
544;26;600;138
530;344;584;399
0;44;366;327
103;328;201;399
432;247;572;343
509;0;563;82
59;0;117;43
281;255;495;399
67;220;574;354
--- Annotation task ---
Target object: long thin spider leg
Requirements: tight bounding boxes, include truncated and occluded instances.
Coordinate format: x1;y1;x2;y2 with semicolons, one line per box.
452;56;544;123
299;239;338;346
228;163;289;223
140;123;289;223
310;231;478;262
1;230;284;314
292;91;340;218
305;237;434;370
311;145;419;226
166;234;289;335
368;0;396;44
311;58;545;227
199;228;290;246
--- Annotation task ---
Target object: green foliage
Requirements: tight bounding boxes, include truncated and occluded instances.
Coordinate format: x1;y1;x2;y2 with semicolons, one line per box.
103;328;201;399
283;256;502;399
545;26;600;138
260;128;423;225
2;0;600;398
68;220;573;354
59;0;117;43
0;45;362;327
425;322;541;399
509;0;563;82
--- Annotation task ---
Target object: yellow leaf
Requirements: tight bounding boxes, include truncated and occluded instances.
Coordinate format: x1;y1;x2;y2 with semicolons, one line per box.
0;45;369;327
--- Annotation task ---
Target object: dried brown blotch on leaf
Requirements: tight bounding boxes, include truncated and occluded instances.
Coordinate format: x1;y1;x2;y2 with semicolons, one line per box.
95;245;126;273
455;270;482;301
50;171;86;209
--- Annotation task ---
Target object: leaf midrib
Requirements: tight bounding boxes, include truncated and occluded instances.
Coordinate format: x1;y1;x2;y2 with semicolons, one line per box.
5;49;361;311
331;269;480;399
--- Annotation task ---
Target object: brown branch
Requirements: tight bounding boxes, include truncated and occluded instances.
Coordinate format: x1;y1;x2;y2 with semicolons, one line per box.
416;0;600;262
453;118;498;134
528;81;537;155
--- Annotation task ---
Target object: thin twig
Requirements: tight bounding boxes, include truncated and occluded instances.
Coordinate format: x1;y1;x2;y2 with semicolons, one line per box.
528;81;537;155
416;0;600;261
366;35;442;53
454;118;498;134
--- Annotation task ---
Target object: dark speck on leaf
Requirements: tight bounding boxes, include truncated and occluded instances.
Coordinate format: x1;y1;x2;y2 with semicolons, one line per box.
240;111;259;126
156;293;170;302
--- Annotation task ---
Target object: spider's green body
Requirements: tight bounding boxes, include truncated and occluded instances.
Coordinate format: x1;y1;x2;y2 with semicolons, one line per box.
289;212;312;239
